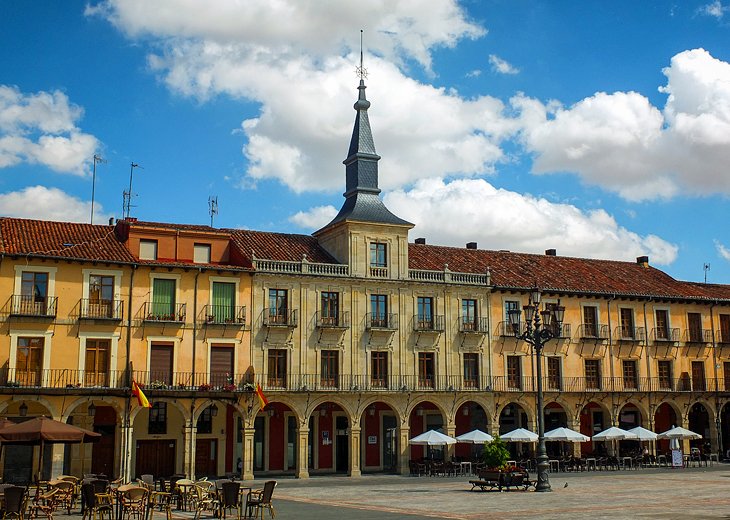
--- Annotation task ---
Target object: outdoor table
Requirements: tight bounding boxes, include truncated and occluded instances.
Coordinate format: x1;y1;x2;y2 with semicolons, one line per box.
709;453;719;464
621;457;633;470
459;461;472;476
548;460;560;472
657;454;667;466
176;483;194;511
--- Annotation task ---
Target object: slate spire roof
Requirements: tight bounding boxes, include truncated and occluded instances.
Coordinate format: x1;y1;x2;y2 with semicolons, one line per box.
319;79;412;229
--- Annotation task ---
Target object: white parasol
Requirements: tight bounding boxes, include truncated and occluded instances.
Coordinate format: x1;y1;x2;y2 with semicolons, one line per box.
456;429;494;444
500;428;538;442
544;427;590;442
409;429;457;446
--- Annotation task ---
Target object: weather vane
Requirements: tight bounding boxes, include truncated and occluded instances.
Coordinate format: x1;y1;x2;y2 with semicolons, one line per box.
355;29;368;80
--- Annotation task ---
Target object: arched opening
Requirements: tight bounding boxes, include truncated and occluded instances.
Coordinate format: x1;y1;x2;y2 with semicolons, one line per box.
409;401;445;461
455;401;488;461
63;401;119;478
618;404;642;454
579;402;609;456
499;403;529;459
133;400;185;478
1;401;53;483
544;402;568;458
654;402;678;454
255;401;298;475
309;402;348;474
721;403;730;458
687;403;711;452
360;401;398;473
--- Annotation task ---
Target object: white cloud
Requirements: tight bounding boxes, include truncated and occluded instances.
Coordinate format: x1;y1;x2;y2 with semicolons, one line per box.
0;85;100;175
516;49;730;201
466;69;481;78
716;240;730;261
290;178;678;265
489;54;519;75
289;205;337;229
0;186;110;223
699;1;728;18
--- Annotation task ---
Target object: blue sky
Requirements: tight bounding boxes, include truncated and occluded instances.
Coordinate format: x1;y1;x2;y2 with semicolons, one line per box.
2;1;730;283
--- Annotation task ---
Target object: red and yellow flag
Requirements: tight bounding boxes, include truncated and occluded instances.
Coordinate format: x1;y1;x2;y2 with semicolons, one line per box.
255;383;269;410
132;380;151;408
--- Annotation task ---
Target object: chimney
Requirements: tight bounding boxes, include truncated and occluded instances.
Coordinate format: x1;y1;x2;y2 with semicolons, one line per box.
466;242;477;250
415;238;426;245
636;255;649;267
108;217;115;226
545;249;557;256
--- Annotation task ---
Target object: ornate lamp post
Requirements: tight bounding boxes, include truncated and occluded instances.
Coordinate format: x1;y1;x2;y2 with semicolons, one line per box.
507;289;564;492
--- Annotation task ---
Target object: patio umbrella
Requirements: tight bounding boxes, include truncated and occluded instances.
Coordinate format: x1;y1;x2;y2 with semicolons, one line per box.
455;429;494;444
544;427;590;442
0;416;101;481
657;426;702;440
409;429;456;446
627;426;657;441
499;428;538;442
592;426;638;458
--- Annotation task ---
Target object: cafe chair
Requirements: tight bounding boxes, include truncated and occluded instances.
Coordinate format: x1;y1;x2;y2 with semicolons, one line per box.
245;481;276;520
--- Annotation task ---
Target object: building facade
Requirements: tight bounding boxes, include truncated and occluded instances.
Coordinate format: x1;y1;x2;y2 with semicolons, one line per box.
1;79;730;482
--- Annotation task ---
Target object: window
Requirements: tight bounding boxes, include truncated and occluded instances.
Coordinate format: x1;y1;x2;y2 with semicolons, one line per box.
148;402;167;435
267;349;287;388
193;243;211;264
506;356;521;390
88;274;115;318
370;294;388;327
211;281;236;323
268;289;288;324
320;292;339;326
196;406;214;434
687;312;703;342
369;242;387;267
151;278;176;319
582;306;598;337
371;351;388;388
620;308;634;338
16;337;43;386
418;352;435;388
658;360;673;390
691;361;706;391
547;357;561;390
320;350;339;388
19;271;48;314
622;360;638;390
210;345;234;387
585;359;601;389
463;353;479;388
139;239;158;260
545;302;562;336
724;362;730;392
655;310;669;340
720;314;730;343
417;297;434;329
504;300;520;334
150;342;174;386
461;299;477;331
84;339;110;387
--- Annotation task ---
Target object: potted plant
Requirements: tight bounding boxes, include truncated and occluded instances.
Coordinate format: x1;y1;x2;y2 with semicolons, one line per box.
480;437;510;484
198;383;213;392
222;383;237;392
240;382;255;392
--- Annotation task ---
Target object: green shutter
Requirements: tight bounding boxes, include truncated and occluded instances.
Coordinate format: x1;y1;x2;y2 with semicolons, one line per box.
212;282;235;321
152;278;176;317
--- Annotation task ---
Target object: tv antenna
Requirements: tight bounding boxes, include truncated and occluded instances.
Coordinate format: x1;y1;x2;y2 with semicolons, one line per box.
704;263;711;284
123;162;143;220
208;196;218;227
90;154;106;224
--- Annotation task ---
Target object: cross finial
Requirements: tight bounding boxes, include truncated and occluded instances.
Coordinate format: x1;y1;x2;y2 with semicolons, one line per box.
355;29;368;80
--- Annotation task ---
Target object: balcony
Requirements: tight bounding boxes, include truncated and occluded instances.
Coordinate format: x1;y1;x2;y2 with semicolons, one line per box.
79;298;123;321
315;310;350;329
9;295;57;318
615;326;646;343
650;327;679;344
203;304;246;327
718;329;730;345
496;321;522;337
413;315;445;332
366;312;398;330
0;368;126;389
262;308;298;328
459;317;489;334
683;328;711;344
369;266;388;278
577;324;609;340
142;302;186;323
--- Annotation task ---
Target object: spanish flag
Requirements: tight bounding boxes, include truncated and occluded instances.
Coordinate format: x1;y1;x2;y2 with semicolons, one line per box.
255;383;269;410
132;380;151;408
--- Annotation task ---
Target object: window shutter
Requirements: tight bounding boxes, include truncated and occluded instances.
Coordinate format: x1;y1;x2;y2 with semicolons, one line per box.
212;282;235;321
152;279;176;316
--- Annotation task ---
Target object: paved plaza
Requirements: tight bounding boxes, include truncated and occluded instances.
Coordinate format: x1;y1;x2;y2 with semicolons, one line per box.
267;465;730;519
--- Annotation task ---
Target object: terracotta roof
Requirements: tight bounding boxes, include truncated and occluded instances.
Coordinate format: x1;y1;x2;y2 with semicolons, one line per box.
230;230;338;268
0;218;137;263
408;243;729;301
128;220;226;234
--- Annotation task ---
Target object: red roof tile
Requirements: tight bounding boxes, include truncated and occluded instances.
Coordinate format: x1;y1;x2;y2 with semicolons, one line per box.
230;230;338;268
0;218;137;263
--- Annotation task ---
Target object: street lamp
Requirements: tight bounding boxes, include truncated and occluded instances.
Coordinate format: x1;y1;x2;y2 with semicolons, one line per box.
507;289;565;493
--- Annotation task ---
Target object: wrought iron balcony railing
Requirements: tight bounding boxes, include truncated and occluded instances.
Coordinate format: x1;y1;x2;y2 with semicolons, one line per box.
79;298;123;320
315;310;350;329
9;295;57;318
496;321;523;337
142;302;186;322
262;308;298;327
682;328;711;344
615;326;646;342
577;323;609;340
366;312;398;330
650;327;680;343
458;316;489;334
718;329;730;344
413;315;445;332
203;304;246;326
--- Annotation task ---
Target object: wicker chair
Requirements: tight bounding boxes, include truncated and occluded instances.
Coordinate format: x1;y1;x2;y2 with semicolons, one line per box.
219;481;241;520
80;483;113;520
2;486;27;520
119;487;148;520
244;481;276;520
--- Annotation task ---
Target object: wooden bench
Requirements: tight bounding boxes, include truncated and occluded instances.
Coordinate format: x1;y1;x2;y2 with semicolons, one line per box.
469;471;535;492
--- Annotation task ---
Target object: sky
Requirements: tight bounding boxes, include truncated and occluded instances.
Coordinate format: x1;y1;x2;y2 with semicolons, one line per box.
2;1;730;284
